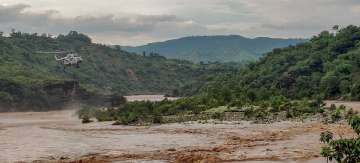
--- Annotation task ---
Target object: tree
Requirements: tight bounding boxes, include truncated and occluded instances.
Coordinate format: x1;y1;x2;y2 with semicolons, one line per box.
10;29;21;38
320;71;340;98
110;94;127;107
320;115;360;162
351;83;360;100
114;45;122;51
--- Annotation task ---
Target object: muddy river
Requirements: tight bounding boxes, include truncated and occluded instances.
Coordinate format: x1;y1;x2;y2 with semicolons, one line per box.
0;100;357;163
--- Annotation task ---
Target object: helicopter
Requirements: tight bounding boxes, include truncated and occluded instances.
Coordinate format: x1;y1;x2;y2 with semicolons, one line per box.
37;51;83;68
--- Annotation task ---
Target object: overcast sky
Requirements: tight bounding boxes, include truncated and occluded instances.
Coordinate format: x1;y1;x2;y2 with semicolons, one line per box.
0;0;359;45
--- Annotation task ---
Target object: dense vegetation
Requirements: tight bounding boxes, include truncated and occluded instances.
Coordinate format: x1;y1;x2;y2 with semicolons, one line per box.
89;25;360;125
321;114;360;162
79;90;358;126
199;25;360;104
124;35;305;63
149;25;360;111
0;30;234;111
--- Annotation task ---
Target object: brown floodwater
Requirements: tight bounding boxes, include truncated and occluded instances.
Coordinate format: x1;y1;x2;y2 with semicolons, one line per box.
0;110;212;162
0;100;357;163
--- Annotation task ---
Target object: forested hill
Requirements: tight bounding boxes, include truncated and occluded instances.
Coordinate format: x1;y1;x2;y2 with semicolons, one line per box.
198;25;360;106
0;31;233;111
124;35;305;63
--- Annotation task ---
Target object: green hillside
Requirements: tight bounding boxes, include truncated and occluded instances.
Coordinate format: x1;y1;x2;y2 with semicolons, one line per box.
0;31;233;111
92;25;360;126
124;35;305;63
194;25;360;106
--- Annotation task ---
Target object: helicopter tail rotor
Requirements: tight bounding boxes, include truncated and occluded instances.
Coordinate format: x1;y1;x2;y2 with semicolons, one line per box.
54;55;61;61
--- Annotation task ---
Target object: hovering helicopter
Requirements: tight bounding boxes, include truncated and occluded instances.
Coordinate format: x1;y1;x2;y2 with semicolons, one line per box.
37;51;83;68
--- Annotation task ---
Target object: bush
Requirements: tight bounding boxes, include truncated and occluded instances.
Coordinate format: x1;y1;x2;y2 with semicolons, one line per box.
110;94;127;107
320;115;360;162
329;104;337;111
0;91;13;103
95;111;115;122
211;112;223;120
330;108;342;123
77;105;96;120
243;106;255;118
81;116;93;124
152;115;163;124
345;108;357;119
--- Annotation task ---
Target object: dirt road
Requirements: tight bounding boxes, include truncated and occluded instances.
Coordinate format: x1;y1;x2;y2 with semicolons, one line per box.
0;101;357;163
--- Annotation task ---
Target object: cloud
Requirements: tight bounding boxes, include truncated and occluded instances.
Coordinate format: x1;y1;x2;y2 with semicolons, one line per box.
0;3;208;45
202;0;360;38
237;0;360;35
0;1;360;45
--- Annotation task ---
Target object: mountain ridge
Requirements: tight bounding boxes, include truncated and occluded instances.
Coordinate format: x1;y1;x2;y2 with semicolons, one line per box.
124;35;306;63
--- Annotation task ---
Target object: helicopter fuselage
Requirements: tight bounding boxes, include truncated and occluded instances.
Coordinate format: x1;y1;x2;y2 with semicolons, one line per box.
55;53;83;68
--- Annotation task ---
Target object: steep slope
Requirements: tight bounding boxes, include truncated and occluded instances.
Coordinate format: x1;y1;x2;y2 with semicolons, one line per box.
196;25;360;106
0;31;232;111
124;35;306;63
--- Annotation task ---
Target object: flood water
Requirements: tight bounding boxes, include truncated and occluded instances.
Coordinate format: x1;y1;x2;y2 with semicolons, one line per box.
0;110;213;162
0;99;355;162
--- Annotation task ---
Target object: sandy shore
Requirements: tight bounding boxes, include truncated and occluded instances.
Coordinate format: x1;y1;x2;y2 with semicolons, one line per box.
0;101;358;163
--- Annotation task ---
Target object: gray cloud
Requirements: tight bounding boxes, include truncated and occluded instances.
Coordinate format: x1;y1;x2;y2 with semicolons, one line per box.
0;3;208;45
0;1;360;45
199;0;360;38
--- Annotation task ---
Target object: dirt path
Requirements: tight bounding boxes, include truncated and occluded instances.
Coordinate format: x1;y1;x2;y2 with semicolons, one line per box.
0;100;357;163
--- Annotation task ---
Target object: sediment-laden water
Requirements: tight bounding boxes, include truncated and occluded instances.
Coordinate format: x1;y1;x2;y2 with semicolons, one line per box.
0;100;357;162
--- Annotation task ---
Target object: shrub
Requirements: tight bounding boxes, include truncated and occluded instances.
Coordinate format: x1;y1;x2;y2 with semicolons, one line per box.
329;104;337;111
0;91;13;103
77;105;96;120
330;108;342;123
320;115;360;162
345;108;357;119
152;115;163;124
243;106;255;118
81;116;93;124
211;112;223;120
95;111;115;122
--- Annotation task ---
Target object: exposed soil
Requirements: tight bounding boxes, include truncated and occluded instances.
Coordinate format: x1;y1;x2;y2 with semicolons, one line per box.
0;100;358;163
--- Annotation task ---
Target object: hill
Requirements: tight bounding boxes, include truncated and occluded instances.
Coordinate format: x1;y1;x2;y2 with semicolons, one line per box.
103;25;360;125
124;35;306;63
0;31;233;111
193;25;360;106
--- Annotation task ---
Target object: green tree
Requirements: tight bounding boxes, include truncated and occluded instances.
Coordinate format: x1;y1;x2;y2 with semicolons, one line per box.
320;115;360;162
